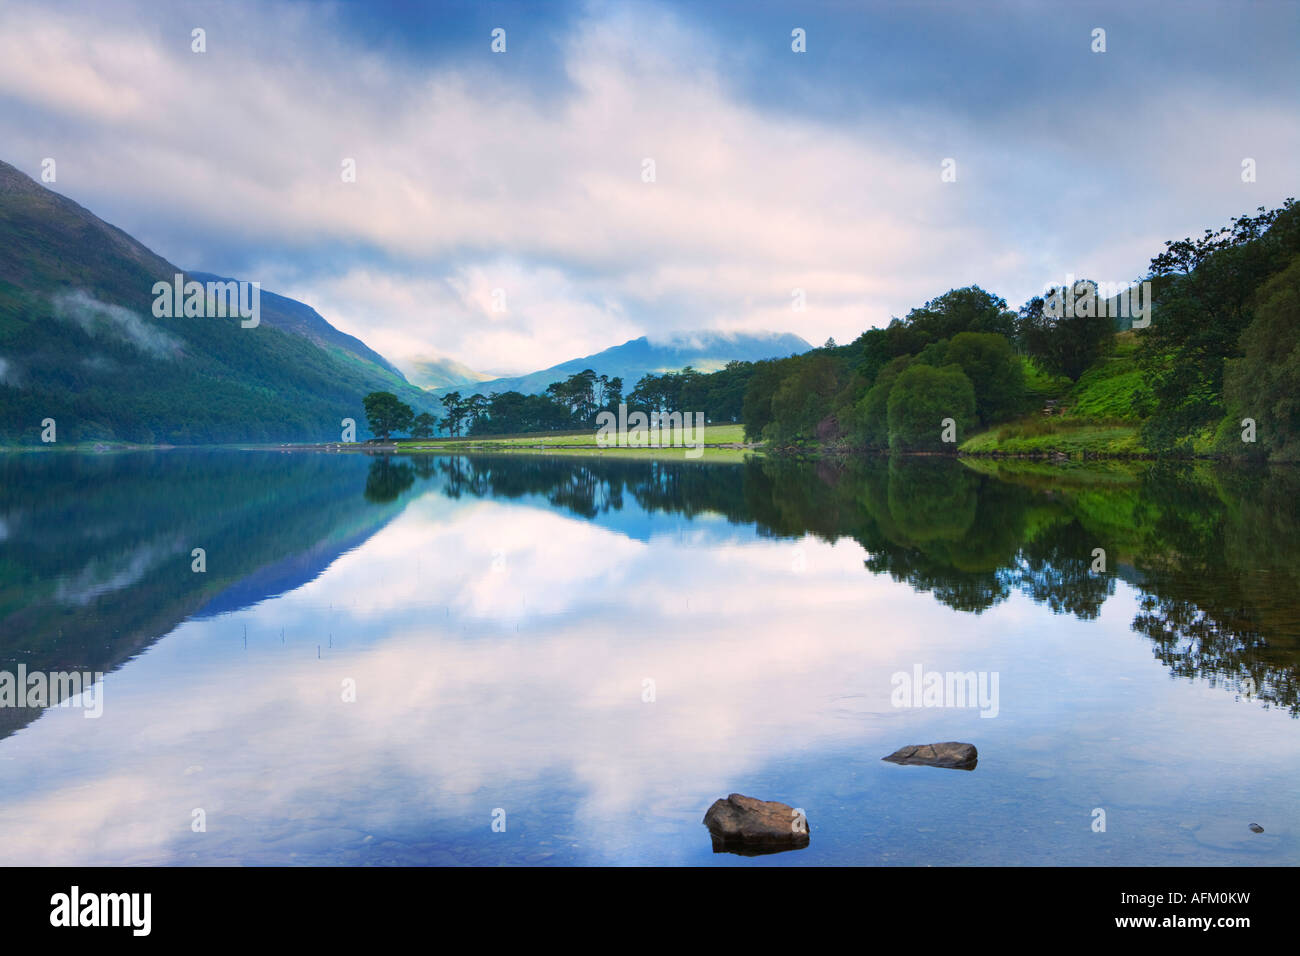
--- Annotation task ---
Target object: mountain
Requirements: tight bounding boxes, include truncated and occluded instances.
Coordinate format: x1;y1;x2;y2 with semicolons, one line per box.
400;353;492;390
0;159;433;443
431;330;812;397
189;271;405;379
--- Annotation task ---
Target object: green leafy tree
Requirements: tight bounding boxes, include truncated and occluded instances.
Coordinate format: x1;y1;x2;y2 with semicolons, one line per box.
743;358;795;441
886;364;976;452
903;286;1017;341
851;355;911;448
464;394;490;432
362;391;415;441
628;371;678;414
440;391;465;437
604;375;624;410
466;390;572;435
1016;283;1115;381
765;352;847;445
412;412;438;439
945;331;1025;425
1221;254;1300;460
1138;199;1298;450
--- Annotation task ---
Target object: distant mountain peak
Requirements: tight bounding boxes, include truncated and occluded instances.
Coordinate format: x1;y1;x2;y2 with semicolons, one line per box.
429;329;812;397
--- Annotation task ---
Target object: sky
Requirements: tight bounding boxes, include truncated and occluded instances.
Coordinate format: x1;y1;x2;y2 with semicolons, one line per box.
1;0;1296;377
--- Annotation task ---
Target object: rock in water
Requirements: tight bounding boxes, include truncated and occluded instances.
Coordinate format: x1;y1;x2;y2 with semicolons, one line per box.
882;742;978;770
703;793;810;853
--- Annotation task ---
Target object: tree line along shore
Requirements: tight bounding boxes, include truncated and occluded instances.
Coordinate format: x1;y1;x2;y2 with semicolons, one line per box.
351;200;1298;462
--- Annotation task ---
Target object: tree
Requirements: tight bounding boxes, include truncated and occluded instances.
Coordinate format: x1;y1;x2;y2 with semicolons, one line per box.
743;358;796;441
903;286;1017;341
886;364;976;452
699;363;749;423
851;355;911;448
1138;199;1298;449
629;372;678;414
466;390;572;435
542;369;605;424
1016;284;1114;381
440;391;465;436
412;412;438;439
362;391;414;441
568;369;598;421
604;376;624;409
464;394;490;432
1221;253;1300;460
945;331;1025;425
766;352;847;445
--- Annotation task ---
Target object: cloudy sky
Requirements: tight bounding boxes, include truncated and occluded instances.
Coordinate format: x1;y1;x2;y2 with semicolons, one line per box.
1;0;1295;376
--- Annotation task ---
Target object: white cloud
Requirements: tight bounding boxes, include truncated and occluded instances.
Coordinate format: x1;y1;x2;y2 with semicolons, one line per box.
52;290;181;358
0;0;1295;374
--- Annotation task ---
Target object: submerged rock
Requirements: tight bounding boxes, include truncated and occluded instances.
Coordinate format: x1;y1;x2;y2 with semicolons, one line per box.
882;741;978;770
703;793;810;854
1193;819;1272;852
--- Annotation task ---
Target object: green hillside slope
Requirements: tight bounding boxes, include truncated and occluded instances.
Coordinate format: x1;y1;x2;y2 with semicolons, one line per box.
0;159;433;444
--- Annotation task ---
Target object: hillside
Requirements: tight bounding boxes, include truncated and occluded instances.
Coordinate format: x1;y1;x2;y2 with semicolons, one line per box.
189;271;405;379
960;335;1149;457
401;353;492;389
431;330;811;398
0;159;433;444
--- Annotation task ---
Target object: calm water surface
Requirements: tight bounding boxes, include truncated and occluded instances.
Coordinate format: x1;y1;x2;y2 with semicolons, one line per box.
0;450;1296;865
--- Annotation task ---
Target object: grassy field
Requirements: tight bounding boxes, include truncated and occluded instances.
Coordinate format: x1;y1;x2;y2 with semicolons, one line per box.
406;444;756;463
961;419;1145;456
961;334;1149;457
393;422;756;457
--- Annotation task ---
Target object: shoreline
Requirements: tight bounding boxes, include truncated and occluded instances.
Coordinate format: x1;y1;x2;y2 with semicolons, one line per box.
0;439;1281;464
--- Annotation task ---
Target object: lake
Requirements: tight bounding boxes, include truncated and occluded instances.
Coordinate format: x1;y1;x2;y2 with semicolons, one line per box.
0;449;1296;865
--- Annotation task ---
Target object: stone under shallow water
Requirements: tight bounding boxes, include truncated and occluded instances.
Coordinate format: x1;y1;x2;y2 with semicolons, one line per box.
703;793;810;854
882;742;978;770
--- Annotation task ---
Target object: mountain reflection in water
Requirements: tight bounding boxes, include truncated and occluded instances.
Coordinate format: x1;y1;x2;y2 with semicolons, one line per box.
0;450;1295;865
